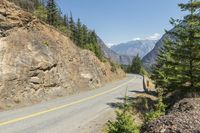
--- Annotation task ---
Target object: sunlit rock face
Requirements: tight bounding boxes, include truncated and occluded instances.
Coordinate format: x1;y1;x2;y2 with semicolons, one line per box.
0;0;125;109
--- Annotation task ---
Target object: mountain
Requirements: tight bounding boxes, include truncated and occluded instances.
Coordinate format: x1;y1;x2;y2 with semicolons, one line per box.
142;36;167;71
0;0;125;109
97;37;132;65
111;40;157;60
142;32;174;71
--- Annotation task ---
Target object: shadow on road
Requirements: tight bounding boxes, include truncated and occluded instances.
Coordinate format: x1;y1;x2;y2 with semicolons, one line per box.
130;90;157;97
107;90;158;115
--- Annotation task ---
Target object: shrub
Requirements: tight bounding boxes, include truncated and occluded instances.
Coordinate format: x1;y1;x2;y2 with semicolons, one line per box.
107;110;139;133
145;91;166;122
107;95;139;133
110;62;117;72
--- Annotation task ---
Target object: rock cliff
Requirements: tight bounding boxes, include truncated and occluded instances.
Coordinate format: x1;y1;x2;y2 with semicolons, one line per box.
0;0;125;109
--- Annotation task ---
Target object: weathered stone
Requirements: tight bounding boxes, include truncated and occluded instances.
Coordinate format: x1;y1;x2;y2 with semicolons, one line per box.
0;14;5;21
0;9;7;16
142;98;200;133
30;77;41;84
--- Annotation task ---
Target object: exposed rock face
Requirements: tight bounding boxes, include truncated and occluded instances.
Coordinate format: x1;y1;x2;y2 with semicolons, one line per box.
97;37;132;65
142;98;200;133
0;0;125;109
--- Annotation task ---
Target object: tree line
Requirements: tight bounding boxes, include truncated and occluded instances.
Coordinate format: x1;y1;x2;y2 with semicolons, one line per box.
107;0;200;132
8;0;103;60
152;0;200;94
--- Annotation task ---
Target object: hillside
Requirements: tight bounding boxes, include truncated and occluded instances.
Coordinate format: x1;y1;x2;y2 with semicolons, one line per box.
142;33;172;71
0;0;125;110
111;40;156;60
97;37;132;65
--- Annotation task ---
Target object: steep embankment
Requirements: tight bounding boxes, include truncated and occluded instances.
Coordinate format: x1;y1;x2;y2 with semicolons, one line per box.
0;0;125;109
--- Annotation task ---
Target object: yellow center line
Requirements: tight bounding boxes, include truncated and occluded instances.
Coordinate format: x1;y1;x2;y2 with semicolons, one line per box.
0;78;135;126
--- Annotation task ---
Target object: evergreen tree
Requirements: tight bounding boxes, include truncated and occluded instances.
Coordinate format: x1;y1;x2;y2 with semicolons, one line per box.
69;12;76;42
77;18;84;47
152;0;200;92
46;0;58;26
82;24;89;45
107;94;139;133
129;54;142;74
63;14;68;26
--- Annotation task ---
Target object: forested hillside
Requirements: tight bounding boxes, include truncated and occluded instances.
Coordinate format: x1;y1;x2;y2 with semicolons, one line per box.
8;0;103;60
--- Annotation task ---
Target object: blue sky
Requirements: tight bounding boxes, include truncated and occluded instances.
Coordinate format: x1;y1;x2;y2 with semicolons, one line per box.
57;0;188;46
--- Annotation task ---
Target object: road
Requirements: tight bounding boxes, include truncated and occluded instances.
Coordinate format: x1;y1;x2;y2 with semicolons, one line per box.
0;74;144;133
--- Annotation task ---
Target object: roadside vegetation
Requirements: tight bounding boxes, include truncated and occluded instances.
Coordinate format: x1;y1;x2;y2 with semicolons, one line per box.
106;92;140;133
151;0;200;103
107;0;200;132
122;54;148;76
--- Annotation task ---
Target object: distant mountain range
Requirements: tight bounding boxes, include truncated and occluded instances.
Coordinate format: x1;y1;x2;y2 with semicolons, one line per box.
97;37;132;65
142;33;175;71
109;40;157;65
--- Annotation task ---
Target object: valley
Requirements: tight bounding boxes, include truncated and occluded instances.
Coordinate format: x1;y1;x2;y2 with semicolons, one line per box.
0;0;200;133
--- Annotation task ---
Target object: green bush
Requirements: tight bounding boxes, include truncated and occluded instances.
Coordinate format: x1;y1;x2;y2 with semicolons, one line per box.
107;110;139;133
145;95;166;122
107;95;139;133
33;5;47;22
110;62;117;72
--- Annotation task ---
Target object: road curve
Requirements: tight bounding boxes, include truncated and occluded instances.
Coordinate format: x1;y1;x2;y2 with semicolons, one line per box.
0;74;144;133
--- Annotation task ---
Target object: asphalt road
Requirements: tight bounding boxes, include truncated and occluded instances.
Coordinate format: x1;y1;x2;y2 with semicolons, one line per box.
0;74;144;133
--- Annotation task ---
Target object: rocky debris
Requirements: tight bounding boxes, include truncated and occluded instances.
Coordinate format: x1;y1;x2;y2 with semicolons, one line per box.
0;0;33;37
142;98;200;133
0;0;125;110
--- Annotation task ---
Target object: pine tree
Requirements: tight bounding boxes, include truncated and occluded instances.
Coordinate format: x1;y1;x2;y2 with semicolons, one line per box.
82;24;89;45
107;93;139;133
63;14;68;26
46;0;58;26
77;18;84;47
129;54;142;74
152;0;200;92
69;12;76;42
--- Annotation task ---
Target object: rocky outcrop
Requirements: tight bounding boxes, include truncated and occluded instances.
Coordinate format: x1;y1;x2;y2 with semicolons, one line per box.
142;98;200;133
0;0;125;109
